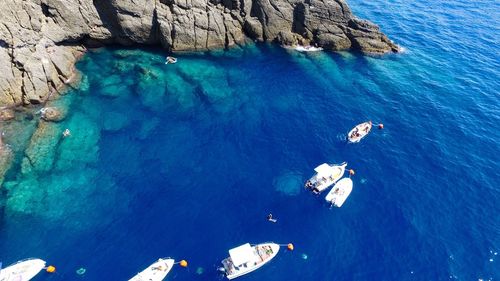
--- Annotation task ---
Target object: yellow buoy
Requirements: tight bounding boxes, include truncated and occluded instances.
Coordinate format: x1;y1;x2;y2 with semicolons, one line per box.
287;243;294;251
179;260;188;267
349;169;355;176
46;265;56;273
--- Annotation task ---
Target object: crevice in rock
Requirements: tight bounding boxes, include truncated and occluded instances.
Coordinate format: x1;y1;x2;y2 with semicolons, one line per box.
222;17;230;48
292;3;305;35
77;0;91;26
268;1;290;22
206;11;211;49
150;0;160;44
1;23;16;78
41;3;52;17
92;0;124;41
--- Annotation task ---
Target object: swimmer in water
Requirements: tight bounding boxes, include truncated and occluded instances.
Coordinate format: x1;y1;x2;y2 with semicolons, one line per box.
267;213;277;223
63;129;71;137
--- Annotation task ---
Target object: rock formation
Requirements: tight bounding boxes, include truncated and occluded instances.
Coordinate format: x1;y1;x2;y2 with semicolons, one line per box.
40;106;65;122
0;0;399;107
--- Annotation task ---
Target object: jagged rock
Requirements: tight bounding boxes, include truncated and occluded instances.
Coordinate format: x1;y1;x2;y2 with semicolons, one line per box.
40;106;65;122
0;108;15;121
315;32;351;50
243;18;264;41
345;18;399;54
0;0;399;108
277;31;298;46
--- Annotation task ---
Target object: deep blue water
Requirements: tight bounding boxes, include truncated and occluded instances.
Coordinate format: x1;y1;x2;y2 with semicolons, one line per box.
1;0;499;280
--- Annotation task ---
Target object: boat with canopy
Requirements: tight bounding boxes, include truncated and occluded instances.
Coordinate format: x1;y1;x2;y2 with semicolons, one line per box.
220;242;280;280
305;162;347;194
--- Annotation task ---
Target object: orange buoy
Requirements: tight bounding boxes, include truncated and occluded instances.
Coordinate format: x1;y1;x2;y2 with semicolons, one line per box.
179;260;188;267
378;123;384;129
349;169;355;176
287;243;294;251
46;265;56;273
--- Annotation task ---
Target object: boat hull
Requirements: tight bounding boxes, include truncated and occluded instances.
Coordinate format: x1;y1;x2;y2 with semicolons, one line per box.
129;258;174;281
0;258;46;281
325;178;353;207
224;243;280;280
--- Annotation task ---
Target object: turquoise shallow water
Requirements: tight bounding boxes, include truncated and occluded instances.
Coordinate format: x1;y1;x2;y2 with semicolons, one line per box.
1;0;499;280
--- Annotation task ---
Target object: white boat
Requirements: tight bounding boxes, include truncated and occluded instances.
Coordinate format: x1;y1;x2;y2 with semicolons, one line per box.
348;121;372;143
305;162;347;194
325;177;353;207
295;45;324;52
0;258;46;281
129;258;175;281
221;242;280;280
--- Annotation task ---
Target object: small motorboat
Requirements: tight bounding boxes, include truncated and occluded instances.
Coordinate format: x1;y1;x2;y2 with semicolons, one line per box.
220;242;279;280
325;177;353;207
165;56;177;64
305;162;347;194
129;258;175;281
348;121;372;143
295;45;323;52
0;258;46;281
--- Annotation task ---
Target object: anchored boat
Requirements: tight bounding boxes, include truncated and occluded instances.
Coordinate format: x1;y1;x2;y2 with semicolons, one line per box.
348;121;372;143
129;258;175;281
325;177;353;207
220;242;280;280
305;162;347;194
0;258;46;281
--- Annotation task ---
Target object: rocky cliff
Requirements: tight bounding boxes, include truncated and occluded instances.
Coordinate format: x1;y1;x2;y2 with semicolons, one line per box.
0;0;399;107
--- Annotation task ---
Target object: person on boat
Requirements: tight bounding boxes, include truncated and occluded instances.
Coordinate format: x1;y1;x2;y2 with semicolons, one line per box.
305;180;313;189
152;265;164;271
351;129;360;139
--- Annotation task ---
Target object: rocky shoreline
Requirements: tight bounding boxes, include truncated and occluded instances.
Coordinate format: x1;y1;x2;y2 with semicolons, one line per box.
0;0;399;185
0;0;399;107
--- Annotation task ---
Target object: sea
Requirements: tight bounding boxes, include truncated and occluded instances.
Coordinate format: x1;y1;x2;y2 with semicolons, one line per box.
0;0;499;280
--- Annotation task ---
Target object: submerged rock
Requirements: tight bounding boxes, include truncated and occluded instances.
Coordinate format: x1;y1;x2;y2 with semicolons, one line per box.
55;112;100;171
274;172;303;196
4;176;44;214
0;139;13;186
102;111;130;132
41;107;66;122
0;108;15;121
22;121;63;174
